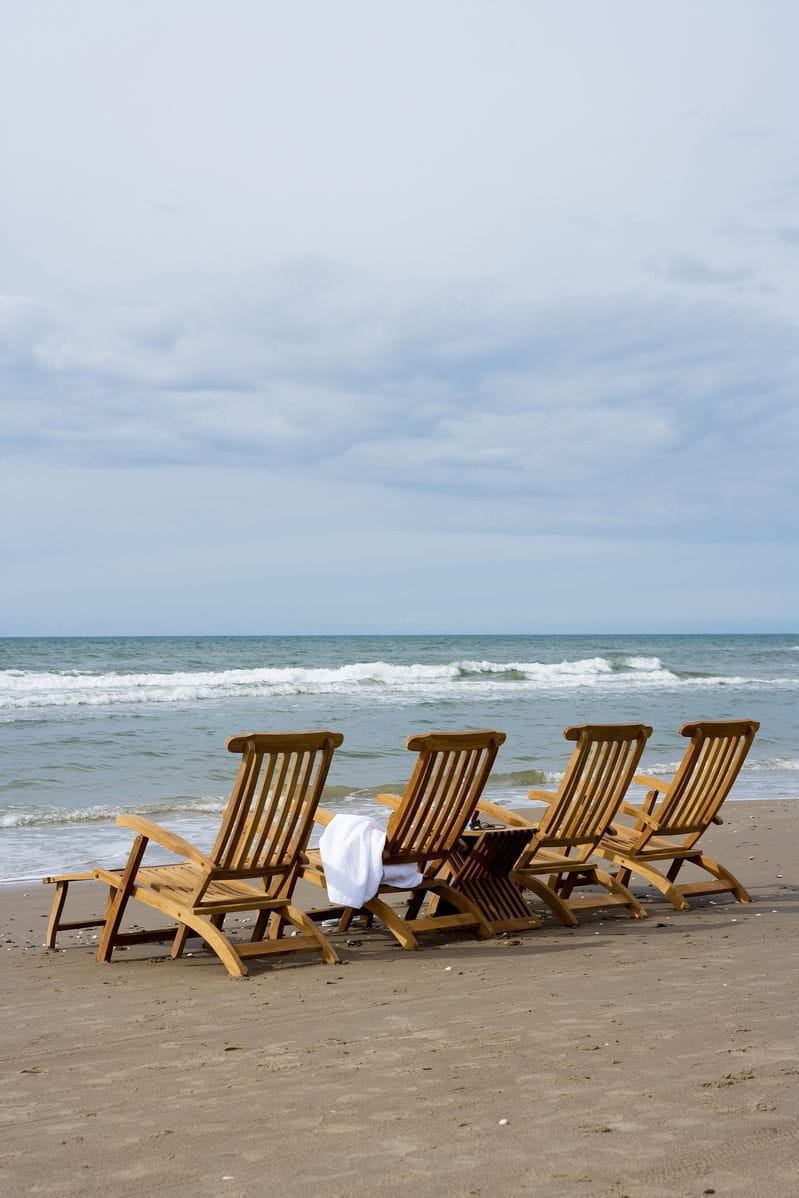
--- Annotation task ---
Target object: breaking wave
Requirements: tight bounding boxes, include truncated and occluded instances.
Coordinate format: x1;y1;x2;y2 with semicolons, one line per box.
647;757;799;775
0;796;227;829
3;654;790;711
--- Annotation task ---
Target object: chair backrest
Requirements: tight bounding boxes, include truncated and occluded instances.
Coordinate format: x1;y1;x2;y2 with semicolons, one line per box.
210;731;343;874
651;719;759;836
385;730;506;870
536;724;653;853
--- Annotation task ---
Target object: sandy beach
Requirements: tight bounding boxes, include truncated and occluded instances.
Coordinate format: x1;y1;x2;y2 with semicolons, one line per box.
1;799;797;1197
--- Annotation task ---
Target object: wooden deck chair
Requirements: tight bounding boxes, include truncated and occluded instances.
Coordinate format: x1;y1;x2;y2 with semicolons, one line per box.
596;719;759;910
302;731;508;949
46;731;344;978
476;724;653;927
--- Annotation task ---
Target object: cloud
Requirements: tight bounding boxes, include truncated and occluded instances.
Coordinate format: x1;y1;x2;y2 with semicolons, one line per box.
654;255;758;287
1;264;796;542
774;225;799;247
150;200;183;214
0;295;53;367
1;4;798;632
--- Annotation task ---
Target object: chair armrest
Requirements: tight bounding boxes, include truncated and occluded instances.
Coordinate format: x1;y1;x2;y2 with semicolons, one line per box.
633;774;671;794
375;793;402;809
313;806;339;827
527;789;556;803
115;815;214;868
476;799;537;830
618;802;660;828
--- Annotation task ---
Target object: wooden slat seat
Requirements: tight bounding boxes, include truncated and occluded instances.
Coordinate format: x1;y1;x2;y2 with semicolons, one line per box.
600;827;711;860
596;719;759;910
302;730;508;949
43;731;344;978
93;864;272;903
475;724;653;926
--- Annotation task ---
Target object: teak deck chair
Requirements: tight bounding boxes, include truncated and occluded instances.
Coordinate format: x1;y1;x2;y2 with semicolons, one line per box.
476;724;653;926
45;731;344;978
596;719;759;910
302;730;508;949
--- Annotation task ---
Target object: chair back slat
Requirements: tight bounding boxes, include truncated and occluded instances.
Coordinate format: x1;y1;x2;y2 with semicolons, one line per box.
420;749;478;854
269;750;318;867
229;749;284;869
210;732;343;875
536;724;652;859
385;731;506;869
244;750;286;865
213;749;263;865
653;720;759;835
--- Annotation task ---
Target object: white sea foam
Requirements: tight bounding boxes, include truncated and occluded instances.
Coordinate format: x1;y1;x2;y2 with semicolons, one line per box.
0;654;738;709
1;654;796;712
745;757;799;772
646;757;799;775
0;796;227;829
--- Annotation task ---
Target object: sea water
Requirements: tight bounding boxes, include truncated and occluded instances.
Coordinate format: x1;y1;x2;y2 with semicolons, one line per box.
1;633;796;883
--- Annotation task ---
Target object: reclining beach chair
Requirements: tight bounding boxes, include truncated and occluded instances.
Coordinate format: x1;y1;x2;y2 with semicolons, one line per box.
475;724;652;926
596;719;759;909
44;731;344;978
302;731;508;949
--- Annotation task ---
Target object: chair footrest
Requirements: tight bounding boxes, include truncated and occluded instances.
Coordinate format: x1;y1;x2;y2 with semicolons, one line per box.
113;928;181;945
406;913;479;932
304;905;352;922
236;936;323;958
50;918;107;932
565;894;634;911
378;879;436;893
676;880;738;897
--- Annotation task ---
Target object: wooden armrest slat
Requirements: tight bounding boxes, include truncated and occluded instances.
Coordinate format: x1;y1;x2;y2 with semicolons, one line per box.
115;814;213;868
619;801;659;827
375;794;402;808
633;774;671;794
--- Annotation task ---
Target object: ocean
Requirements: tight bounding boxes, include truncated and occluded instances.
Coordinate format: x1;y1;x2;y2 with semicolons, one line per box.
1;633;796;884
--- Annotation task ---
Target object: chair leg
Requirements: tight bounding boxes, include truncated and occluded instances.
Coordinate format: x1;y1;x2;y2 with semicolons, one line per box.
695;852;752;903
558;873;578;900
520;873;580;928
283;905;340;965
666;859;686;883
44;881;70;949
97;835;148;963
171;910;224;959
171;912;248;977
404;890;427;921
602;853;690;911
591;866;647;919
363;896;421;950
170;923;191;960
337;908;356;934
253;911;284;940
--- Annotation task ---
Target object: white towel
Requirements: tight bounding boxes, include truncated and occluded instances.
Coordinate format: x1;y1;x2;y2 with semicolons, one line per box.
318;813;423;909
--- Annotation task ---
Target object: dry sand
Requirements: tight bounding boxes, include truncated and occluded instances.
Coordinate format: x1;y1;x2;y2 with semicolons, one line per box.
1;799;797;1197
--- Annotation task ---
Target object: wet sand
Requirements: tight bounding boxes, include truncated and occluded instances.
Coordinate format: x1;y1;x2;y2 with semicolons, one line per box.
1;800;797;1197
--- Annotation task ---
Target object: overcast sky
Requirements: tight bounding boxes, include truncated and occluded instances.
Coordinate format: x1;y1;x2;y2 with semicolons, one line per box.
1;0;797;635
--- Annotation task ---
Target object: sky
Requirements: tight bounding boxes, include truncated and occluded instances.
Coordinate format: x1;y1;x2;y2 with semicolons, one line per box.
1;0;797;635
